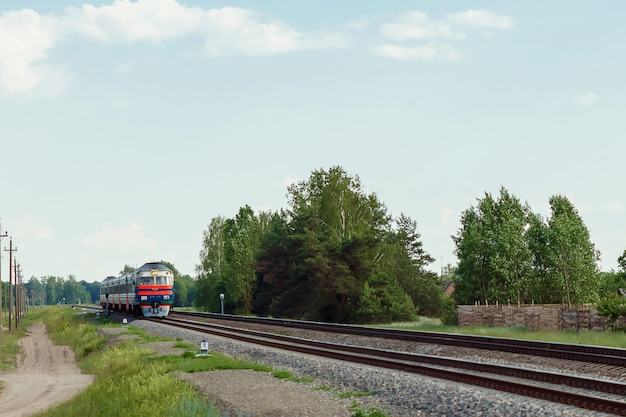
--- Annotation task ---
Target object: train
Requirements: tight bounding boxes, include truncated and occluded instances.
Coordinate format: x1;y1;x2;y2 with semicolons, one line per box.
99;262;174;318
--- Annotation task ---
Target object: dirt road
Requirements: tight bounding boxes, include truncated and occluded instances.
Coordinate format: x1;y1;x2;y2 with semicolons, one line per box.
0;324;94;417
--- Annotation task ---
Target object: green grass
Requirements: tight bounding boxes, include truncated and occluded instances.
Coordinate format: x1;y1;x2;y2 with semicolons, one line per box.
5;306;384;417
349;403;388;417
0;327;25;371
379;318;626;348
337;390;376;399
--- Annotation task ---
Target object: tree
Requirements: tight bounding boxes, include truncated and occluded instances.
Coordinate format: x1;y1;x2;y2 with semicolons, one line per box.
525;212;555;303
198;166;433;324
393;213;441;316
80;280;100;304
196;216;227;311
453;187;532;305
174;274;195;307
282;166;393;322
545;195;600;306
222;206;268;315
26;277;46;306
618;250;626;273
44;276;60;305
119;265;135;275
596;293;626;330
196;207;268;314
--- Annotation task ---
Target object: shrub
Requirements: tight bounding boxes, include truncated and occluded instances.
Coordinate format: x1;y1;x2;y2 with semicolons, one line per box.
439;296;458;326
596;293;626;330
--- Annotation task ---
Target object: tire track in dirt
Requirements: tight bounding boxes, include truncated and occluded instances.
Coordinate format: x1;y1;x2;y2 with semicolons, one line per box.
0;323;94;417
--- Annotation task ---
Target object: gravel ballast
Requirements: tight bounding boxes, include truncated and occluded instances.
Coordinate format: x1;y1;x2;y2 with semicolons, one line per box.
130;318;615;417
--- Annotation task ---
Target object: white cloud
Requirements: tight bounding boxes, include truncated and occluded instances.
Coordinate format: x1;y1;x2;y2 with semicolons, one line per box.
374;9;513;61
201;8;349;56
64;1;350;55
0;9;60;93
14;215;54;240
573;91;597;106
380;11;464;41
0;1;350;95
448;10;514;29
371;43;459;60
81;219;156;251
64;0;203;43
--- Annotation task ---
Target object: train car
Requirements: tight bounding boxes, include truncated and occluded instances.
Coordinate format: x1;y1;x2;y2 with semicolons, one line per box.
99;262;174;318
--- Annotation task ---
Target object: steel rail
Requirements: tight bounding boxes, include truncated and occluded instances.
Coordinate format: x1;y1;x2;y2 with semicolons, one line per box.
173;311;626;366
152;316;626;416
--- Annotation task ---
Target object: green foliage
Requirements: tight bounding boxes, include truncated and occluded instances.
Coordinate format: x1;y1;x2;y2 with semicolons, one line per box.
173;274;195;307
196;208;269;315
25;275;93;306
618;250;626;273
271;369;314;382
196;166;440;324
154;351;272;374
454;187;532;305
29;307;307;417
596;293;626;330
337;391;376;399
598;271;626;298
355;276;417;324
349;402;389;417
545;195;600;305
392;214;442;316
166;395;225;417
41;308;107;360
454;189;601;306
439;296;458;326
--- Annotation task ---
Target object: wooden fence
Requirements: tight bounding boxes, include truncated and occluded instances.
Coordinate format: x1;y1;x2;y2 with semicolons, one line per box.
457;304;626;331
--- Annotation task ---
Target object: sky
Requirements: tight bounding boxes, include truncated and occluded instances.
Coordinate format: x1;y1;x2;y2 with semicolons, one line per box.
1;0;625;285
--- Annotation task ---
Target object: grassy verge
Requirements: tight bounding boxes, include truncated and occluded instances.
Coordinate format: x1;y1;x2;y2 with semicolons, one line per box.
382;320;626;348
0;324;26;371
8;306;389;417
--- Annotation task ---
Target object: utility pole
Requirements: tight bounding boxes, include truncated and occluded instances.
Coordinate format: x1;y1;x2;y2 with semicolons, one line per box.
4;239;16;332
0;225;8;347
15;263;21;328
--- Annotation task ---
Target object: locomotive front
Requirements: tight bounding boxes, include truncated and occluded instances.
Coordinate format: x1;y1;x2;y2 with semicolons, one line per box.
135;262;174;318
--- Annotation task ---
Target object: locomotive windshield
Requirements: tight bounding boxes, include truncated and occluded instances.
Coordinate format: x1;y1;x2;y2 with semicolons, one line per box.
138;275;171;285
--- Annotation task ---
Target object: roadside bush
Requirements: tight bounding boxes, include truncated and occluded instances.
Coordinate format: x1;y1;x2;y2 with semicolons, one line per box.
439;296;458;326
596;293;626;330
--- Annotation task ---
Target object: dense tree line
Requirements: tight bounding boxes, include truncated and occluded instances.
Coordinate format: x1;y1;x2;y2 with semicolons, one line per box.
13;175;621;326
453;187;601;307
21;275;95;306
196;166;443;323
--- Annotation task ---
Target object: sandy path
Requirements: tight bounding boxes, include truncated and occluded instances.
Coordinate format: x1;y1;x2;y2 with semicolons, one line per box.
0;324;94;417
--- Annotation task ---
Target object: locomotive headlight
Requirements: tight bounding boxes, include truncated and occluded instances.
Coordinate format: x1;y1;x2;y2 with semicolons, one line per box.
163;295;170;300
140;296;147;301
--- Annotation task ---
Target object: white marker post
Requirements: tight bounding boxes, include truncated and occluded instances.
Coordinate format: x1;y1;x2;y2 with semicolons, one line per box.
196;340;210;357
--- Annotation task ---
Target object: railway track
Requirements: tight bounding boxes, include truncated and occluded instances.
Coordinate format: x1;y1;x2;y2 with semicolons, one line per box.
172;311;626;367
153;315;626;416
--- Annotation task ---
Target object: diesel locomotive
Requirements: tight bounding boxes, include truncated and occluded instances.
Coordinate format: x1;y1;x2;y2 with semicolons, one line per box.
100;262;174;318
